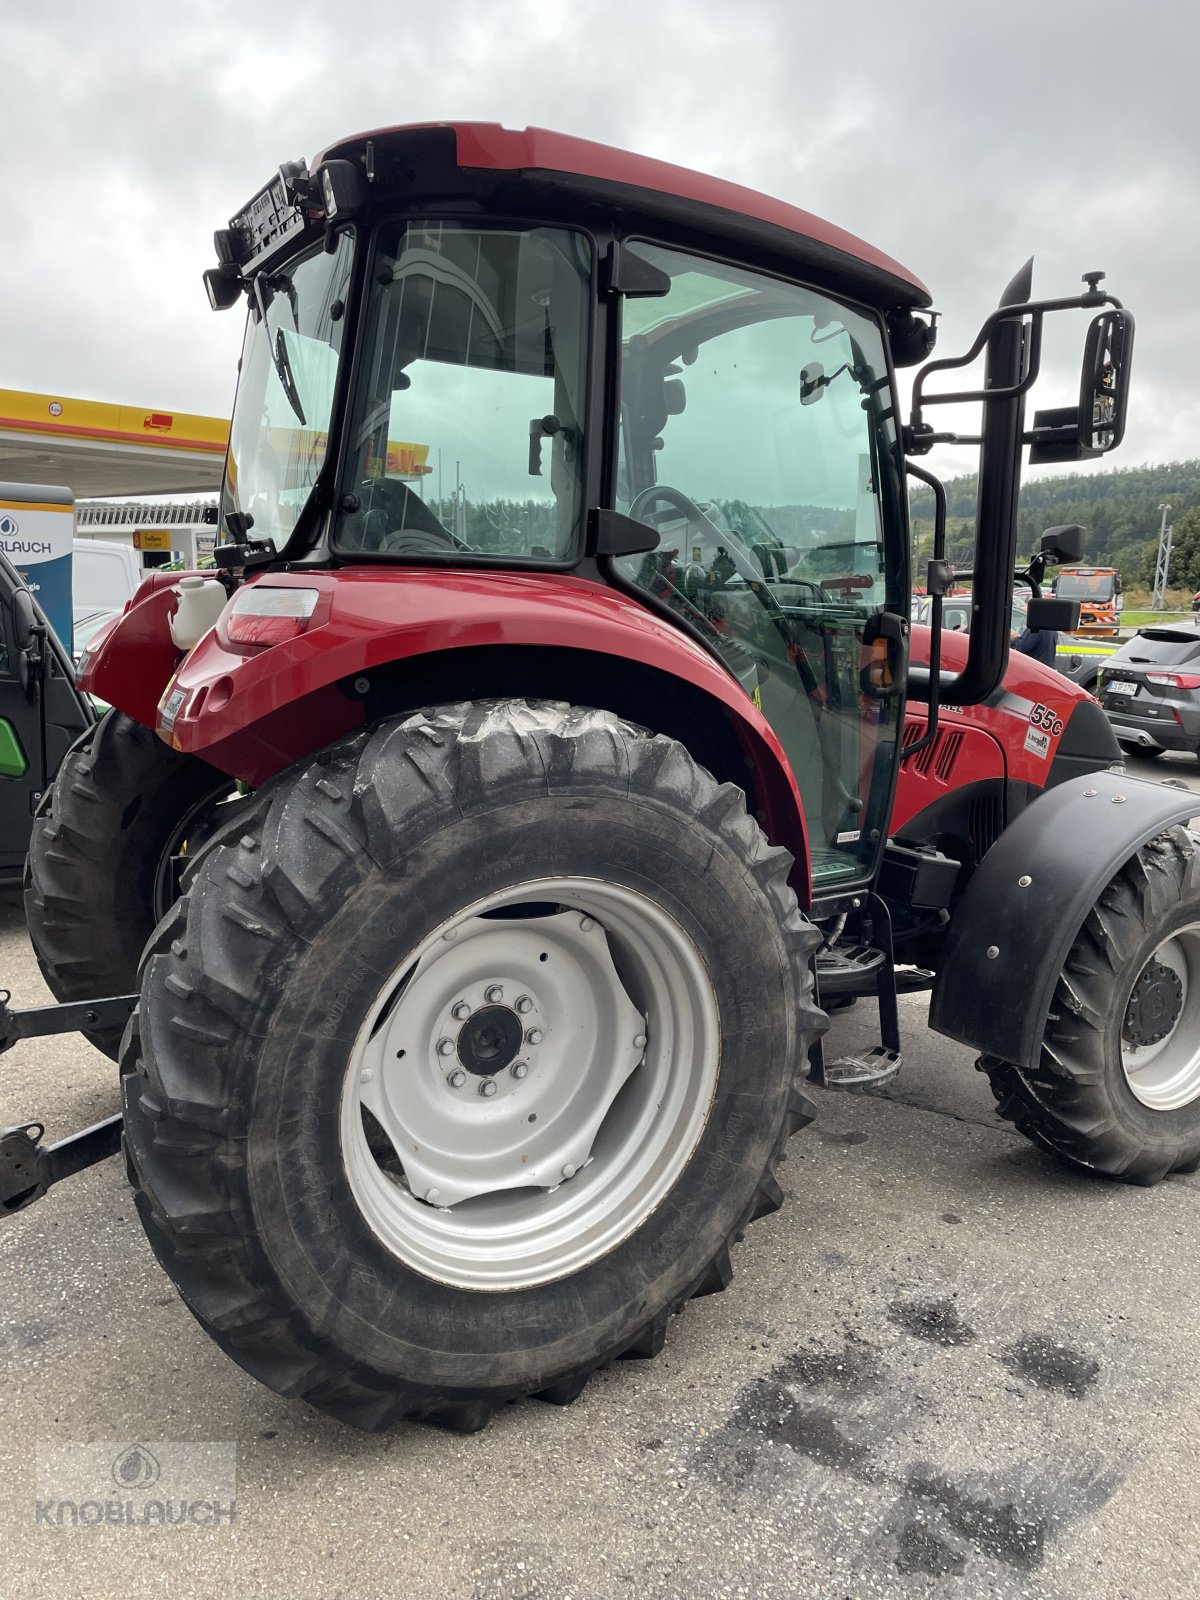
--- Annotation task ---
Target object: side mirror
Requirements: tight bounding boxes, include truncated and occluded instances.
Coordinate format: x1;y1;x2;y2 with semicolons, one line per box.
1078;307;1134;455
800;364;824;405
1040;524;1085;565
1026;596;1080;632
11;588;36;653
1026;307;1135;464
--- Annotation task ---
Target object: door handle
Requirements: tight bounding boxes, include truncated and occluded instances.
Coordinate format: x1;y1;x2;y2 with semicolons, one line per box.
861;611;909;699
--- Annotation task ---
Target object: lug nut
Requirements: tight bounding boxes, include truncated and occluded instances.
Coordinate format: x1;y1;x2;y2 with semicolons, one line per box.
447;1069;466;1088
485;985;504;1003
438;1039;455;1057
479;1078;498;1097
580;916;595;932
511;1061;529;1080
986;945;1000;960
360;1068;375;1084
452;1002;471;1021
426;1187;441;1204
515;996;533;1014
526;1028;543;1045
1018;875;1032;888
561;1163;576;1179
633;1034;647;1049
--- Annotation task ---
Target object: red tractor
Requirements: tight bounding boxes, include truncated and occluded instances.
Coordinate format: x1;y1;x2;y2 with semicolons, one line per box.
4;124;1192;1436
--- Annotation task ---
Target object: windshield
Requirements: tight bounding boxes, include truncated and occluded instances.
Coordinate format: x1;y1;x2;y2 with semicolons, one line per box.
222;232;355;549
333;222;591;562
1057;571;1116;600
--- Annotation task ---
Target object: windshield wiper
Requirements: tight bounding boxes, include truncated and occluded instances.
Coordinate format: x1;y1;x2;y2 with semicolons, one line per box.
252;276;307;426
272;329;307;425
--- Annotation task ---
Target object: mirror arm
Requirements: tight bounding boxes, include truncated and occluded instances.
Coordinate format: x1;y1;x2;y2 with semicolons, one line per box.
908;285;1122;439
901;461;947;762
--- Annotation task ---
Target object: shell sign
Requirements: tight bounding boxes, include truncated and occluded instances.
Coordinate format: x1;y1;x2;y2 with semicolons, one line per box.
383;442;432;478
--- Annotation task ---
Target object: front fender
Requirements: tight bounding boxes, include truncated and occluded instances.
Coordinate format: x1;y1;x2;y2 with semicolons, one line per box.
929;770;1199;1067
77;573;188;726
150;566;813;882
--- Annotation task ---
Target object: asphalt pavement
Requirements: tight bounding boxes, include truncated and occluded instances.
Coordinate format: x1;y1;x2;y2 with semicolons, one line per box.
1;750;1198;1600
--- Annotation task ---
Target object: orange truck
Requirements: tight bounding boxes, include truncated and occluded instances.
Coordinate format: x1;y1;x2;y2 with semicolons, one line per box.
1051;564;1123;634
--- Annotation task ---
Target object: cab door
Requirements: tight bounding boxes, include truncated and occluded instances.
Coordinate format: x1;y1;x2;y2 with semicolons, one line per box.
0;551;93;884
614;243;909;893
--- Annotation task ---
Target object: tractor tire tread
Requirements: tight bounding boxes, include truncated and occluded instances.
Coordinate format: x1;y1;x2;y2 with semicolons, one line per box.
121;699;825;1430
978;826;1200;1184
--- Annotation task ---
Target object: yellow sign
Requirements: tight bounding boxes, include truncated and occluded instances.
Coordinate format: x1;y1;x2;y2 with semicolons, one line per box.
134;528;174;551
0;388;228;456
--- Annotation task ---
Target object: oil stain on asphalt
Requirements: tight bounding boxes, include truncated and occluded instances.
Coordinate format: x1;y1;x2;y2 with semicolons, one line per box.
888;1295;976;1346
1003;1332;1101;1398
696;1323;1118;1584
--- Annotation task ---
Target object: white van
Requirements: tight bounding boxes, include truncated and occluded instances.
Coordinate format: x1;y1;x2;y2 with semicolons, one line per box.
72;538;141;621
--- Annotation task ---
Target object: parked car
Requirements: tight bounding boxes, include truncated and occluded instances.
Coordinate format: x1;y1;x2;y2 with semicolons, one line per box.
71;607;123;670
0;550;93;884
1101;623;1200;758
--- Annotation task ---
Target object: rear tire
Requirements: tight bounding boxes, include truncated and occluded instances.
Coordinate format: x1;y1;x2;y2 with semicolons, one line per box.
121;700;824;1430
979;828;1200;1184
24;710;234;1058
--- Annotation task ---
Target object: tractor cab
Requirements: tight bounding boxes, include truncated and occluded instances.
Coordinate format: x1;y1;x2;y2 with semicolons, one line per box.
188;125;1132;915
203;127;930;894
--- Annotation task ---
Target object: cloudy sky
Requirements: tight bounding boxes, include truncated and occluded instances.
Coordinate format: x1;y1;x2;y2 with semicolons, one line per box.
4;0;1195;482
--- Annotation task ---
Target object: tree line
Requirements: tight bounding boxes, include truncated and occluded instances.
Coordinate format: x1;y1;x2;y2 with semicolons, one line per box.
909;460;1200;590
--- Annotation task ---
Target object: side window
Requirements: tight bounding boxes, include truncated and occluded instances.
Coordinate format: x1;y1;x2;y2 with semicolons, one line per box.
335;225;592;563
616;245;905;886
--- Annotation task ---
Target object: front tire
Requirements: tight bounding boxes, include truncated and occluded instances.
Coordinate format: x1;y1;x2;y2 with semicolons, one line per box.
980;827;1200;1184
121;701;824;1430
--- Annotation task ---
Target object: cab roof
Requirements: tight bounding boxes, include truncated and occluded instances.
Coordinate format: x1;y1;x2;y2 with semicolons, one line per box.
317;122;931;312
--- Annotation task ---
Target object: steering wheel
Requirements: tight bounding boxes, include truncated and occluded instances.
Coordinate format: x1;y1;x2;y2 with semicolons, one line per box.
358;477;466;555
627;483;715;529
626;485;825;701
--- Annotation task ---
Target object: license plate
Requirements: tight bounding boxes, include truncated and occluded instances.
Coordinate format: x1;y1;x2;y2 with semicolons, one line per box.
1106;679;1139;697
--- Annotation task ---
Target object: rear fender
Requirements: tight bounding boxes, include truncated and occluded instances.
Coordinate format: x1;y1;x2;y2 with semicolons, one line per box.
121;567;814;897
929;770;1199;1067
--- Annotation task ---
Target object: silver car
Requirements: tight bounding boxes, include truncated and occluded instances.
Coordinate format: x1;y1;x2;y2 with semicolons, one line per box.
1101;624;1200;759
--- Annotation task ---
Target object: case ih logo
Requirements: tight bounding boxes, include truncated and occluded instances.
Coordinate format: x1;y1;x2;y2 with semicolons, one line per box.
143;413;175;433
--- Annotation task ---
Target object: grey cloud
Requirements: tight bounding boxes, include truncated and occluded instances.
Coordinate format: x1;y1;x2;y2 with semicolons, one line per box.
2;0;1193;476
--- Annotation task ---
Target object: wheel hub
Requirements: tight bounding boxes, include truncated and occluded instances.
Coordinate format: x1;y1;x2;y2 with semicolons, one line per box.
352;906;650;1207
457;1004;523;1076
339;878;720;1290
1123;959;1184;1048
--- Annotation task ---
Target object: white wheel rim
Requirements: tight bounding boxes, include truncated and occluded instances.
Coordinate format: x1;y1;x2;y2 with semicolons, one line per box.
1121;922;1200;1111
339;877;721;1290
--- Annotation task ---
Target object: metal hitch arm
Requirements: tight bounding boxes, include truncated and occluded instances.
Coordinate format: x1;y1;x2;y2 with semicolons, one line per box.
0;989;136;1214
0;990;138;1054
1;1117;123;1213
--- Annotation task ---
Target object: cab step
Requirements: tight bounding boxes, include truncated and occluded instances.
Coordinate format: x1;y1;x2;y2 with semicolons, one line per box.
819;1044;903;1091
